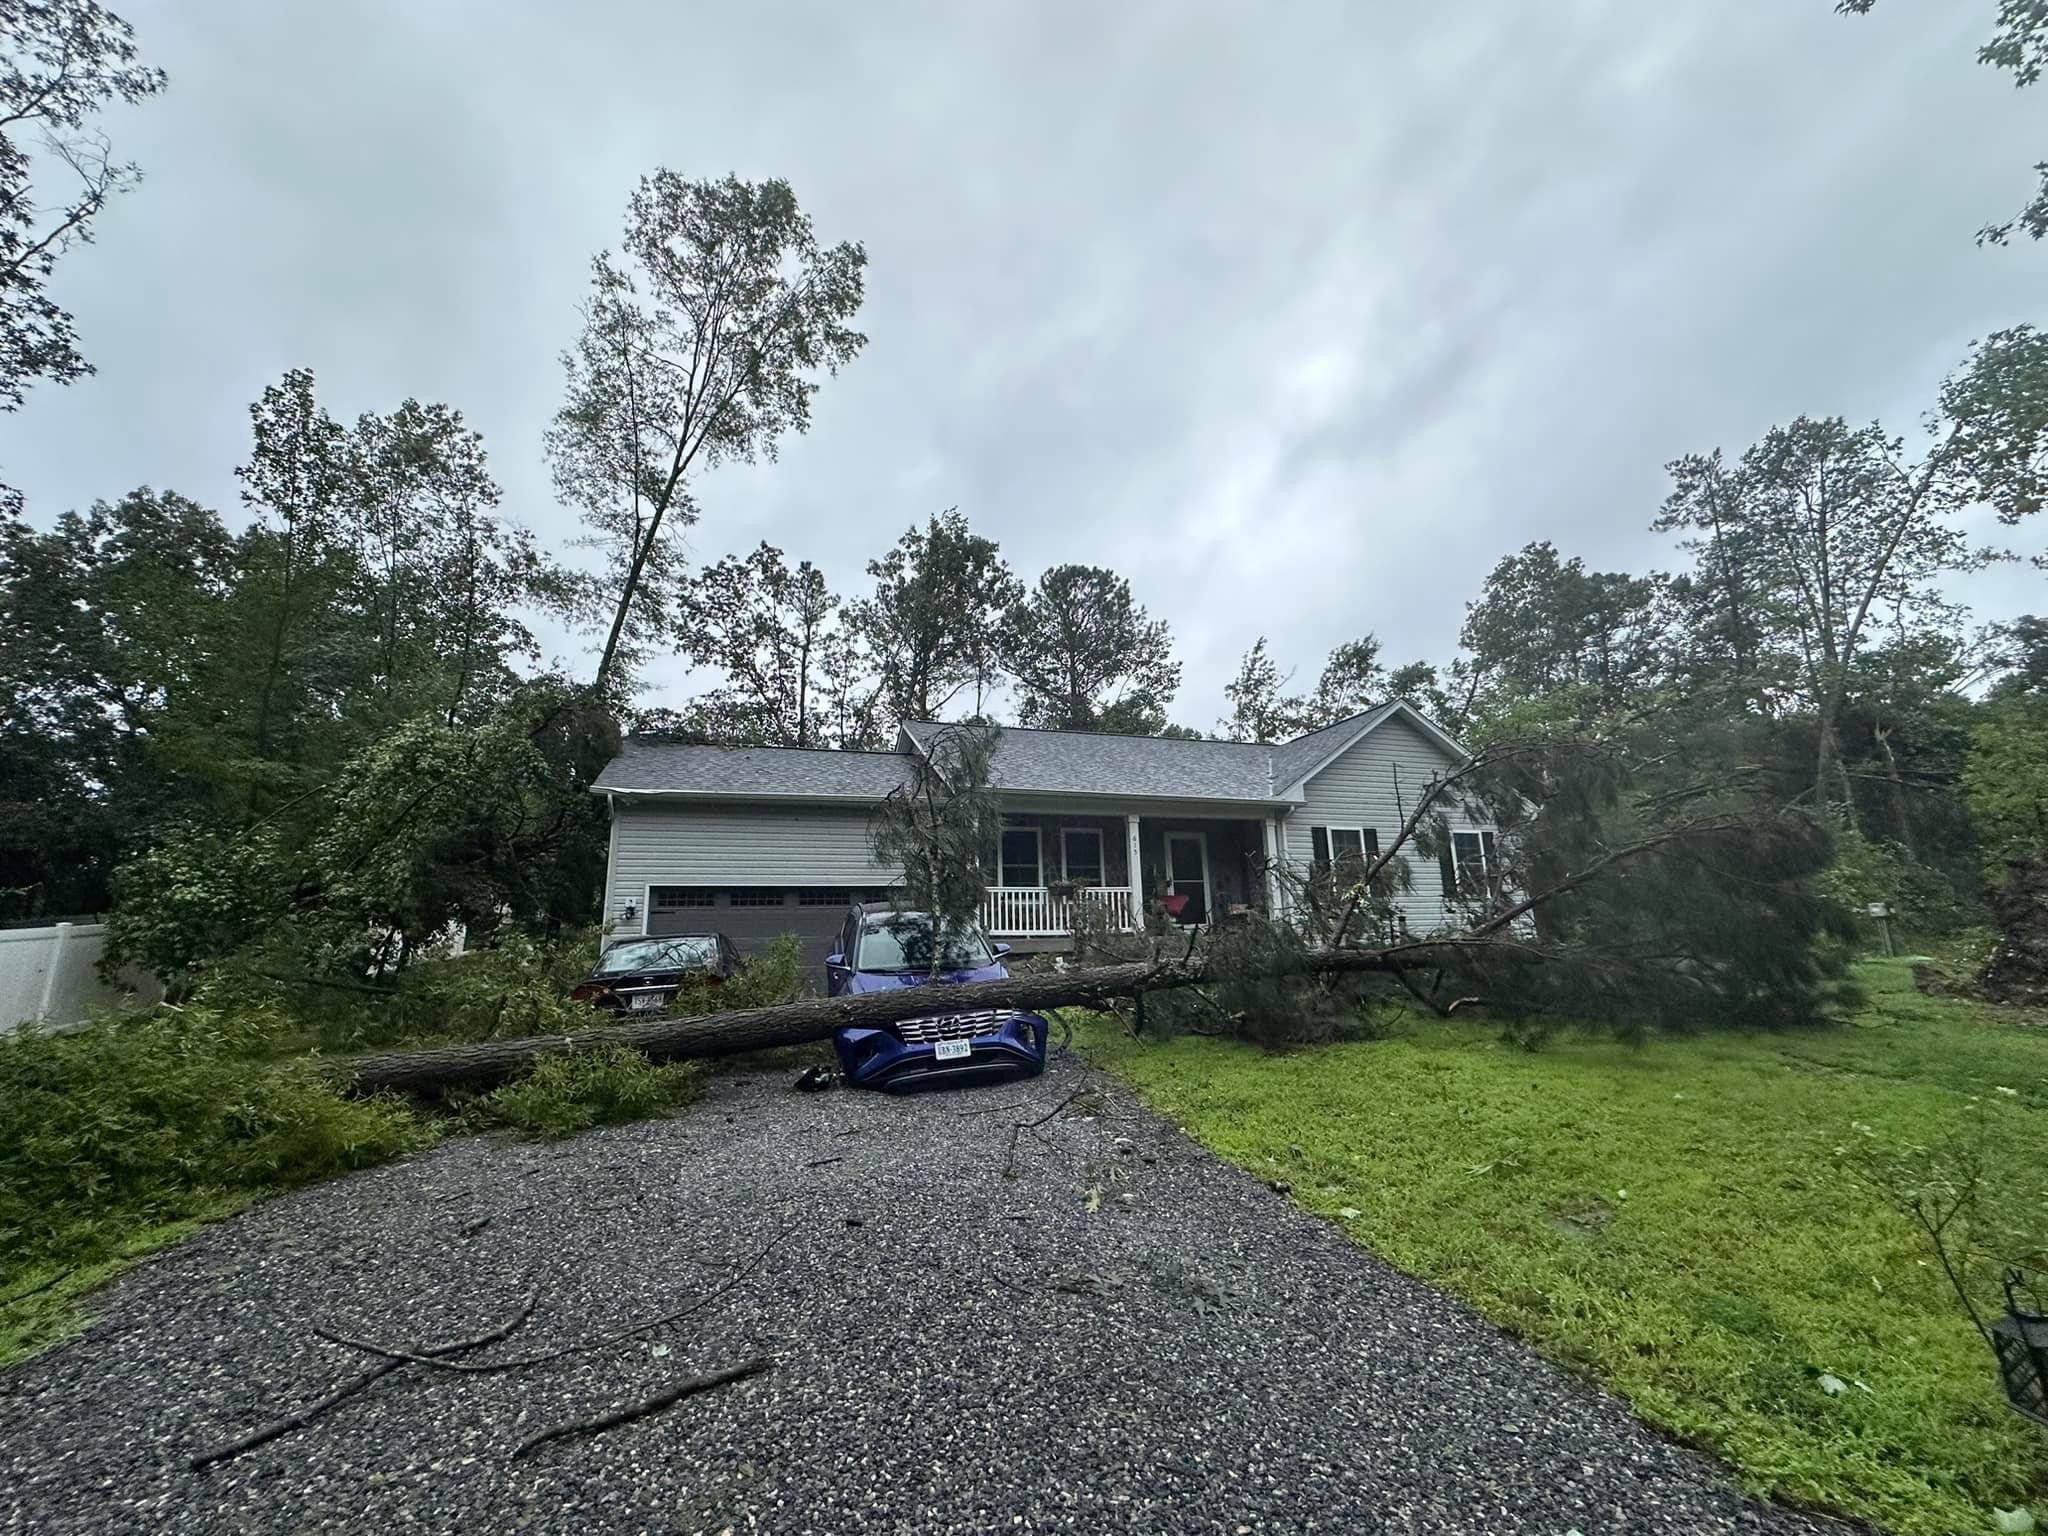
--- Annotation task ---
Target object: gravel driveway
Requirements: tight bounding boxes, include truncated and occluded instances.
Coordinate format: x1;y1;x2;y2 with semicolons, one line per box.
0;1061;1845;1536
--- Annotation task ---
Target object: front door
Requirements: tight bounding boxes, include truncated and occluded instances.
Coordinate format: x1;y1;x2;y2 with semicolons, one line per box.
1164;832;1210;925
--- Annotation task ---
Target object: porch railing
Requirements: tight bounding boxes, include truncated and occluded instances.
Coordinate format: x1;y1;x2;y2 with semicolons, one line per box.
981;886;1137;938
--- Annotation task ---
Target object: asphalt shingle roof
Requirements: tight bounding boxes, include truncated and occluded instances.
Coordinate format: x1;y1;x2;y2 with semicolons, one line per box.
592;742;918;798
901;721;1278;801
593;705;1432;803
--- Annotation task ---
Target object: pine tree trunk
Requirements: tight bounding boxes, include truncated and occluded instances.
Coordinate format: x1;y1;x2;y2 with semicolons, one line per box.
343;948;1417;1097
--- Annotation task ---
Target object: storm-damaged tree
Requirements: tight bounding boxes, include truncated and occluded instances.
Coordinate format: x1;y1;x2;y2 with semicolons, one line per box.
847;508;1022;724
545;173;867;698
1837;0;2048;244
1219;636;1298;742
866;724;1004;976
0;0;166;509
1004;564;1182;733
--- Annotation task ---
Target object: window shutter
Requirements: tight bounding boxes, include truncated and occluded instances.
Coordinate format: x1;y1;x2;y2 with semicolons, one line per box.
1480;831;1500;896
1363;829;1380;859
1438;842;1457;897
1311;827;1331;867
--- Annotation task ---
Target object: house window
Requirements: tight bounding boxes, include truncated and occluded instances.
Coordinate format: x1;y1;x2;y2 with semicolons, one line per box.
999;825;1042;888
651;887;715;909
1060;827;1104;886
1448;830;1500;897
1310;826;1378;876
797;888;854;907
727;889;788;908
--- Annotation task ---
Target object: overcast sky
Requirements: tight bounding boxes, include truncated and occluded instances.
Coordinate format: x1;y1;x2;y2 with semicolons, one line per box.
6;1;2042;730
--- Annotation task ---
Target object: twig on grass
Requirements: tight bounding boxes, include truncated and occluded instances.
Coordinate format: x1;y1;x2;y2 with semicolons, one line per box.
189;1289;538;1471
318;1226;796;1375
510;1357;771;1460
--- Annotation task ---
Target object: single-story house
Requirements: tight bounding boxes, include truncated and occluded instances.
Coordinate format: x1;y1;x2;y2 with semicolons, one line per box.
590;702;1501;973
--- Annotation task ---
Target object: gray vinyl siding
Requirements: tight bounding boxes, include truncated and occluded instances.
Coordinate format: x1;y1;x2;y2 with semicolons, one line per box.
604;800;900;934
1280;714;1489;933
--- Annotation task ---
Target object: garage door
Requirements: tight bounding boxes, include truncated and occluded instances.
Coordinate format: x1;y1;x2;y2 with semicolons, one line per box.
645;887;872;987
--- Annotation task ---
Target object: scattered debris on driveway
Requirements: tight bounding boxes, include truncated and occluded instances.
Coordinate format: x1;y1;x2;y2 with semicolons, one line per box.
0;1064;1847;1535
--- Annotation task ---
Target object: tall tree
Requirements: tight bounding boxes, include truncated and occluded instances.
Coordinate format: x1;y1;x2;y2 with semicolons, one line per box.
545;173;867;697
1302;637;1388;728
1004;564;1181;732
350;399;541;725
0;488;232;916
1459;542;1666;717
1658;416;1983;814
1219;636;1297;742
234;369;353;780
0;0;165;437
847;508;1020;724
867;725;1003;974
1837;0;2048;243
680;541;851;748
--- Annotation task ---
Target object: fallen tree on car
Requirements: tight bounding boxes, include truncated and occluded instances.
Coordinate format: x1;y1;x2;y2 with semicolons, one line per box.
339;732;1854;1096
342;940;1471;1095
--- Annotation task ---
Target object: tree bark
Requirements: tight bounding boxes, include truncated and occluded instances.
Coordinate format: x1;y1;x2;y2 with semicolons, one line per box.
342;946;1443;1097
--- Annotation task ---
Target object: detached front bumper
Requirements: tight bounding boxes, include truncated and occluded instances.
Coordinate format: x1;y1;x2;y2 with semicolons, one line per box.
833;1010;1050;1093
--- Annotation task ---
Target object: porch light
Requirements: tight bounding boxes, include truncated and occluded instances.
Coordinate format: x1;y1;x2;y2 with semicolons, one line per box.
1993;1269;2048;1428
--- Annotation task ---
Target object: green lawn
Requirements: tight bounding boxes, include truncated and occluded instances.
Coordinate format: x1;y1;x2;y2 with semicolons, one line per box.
1077;960;2048;1536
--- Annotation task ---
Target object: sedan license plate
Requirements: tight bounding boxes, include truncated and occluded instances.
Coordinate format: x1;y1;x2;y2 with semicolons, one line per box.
932;1038;971;1061
628;991;669;1011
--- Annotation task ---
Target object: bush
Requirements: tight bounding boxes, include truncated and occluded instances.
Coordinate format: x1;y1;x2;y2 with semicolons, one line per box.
673;932;804;1015
473;1044;703;1140
0;1003;431;1284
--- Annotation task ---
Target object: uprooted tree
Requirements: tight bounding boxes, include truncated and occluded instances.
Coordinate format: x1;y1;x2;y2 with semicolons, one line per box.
343;724;1856;1095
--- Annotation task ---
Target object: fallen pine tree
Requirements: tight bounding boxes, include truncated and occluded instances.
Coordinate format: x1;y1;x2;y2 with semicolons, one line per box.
338;736;1852;1096
340;942;1433;1096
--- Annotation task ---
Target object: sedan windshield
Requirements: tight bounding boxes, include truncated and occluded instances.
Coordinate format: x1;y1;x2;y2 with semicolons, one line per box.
855;914;993;973
595;937;719;976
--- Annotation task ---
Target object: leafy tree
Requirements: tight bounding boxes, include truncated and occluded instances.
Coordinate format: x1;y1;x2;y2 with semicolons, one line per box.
1658;416;1985;814
1942;324;2048;562
1302;637;1388;728
1459;543;1666;718
847;508;1021;724
0;0;166;435
0;489;233;916
545;173;867;695
1837;0;2048;244
233;368;354;783
1003;564;1180;732
1219;636;1297;741
679;541;855;748
348;399;540;726
1963;698;2048;881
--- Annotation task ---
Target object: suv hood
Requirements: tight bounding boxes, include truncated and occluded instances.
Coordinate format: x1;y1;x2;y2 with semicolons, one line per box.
844;961;1008;993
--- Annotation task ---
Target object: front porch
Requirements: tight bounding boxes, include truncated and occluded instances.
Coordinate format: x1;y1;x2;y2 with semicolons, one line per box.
977;808;1276;942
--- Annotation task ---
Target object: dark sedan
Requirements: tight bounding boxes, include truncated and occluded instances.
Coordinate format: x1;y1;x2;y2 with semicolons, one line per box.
571;933;740;1012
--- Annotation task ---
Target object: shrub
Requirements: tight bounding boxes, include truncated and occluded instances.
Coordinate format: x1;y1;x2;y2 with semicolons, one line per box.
681;932;804;1015
0;1003;431;1279
473;1044;703;1140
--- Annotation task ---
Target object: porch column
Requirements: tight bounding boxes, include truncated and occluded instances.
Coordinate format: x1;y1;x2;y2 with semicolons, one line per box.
1124;813;1143;931
1263;815;1285;917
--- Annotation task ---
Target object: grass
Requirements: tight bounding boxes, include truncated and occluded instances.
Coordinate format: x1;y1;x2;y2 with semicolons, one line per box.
1076;959;2048;1536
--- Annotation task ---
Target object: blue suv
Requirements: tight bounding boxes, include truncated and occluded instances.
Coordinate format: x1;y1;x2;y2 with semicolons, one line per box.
824;904;1049;1092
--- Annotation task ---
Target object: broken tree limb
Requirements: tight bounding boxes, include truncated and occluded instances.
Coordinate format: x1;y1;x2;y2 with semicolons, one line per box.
189;1288;538;1471
315;1224;795;1375
510;1357;772;1460
341;944;1466;1096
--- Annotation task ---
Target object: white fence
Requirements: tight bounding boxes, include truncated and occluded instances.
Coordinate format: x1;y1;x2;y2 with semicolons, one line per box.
0;922;162;1036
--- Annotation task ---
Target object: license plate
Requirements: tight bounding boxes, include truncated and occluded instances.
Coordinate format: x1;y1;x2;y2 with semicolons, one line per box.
628;992;668;1011
933;1038;971;1061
